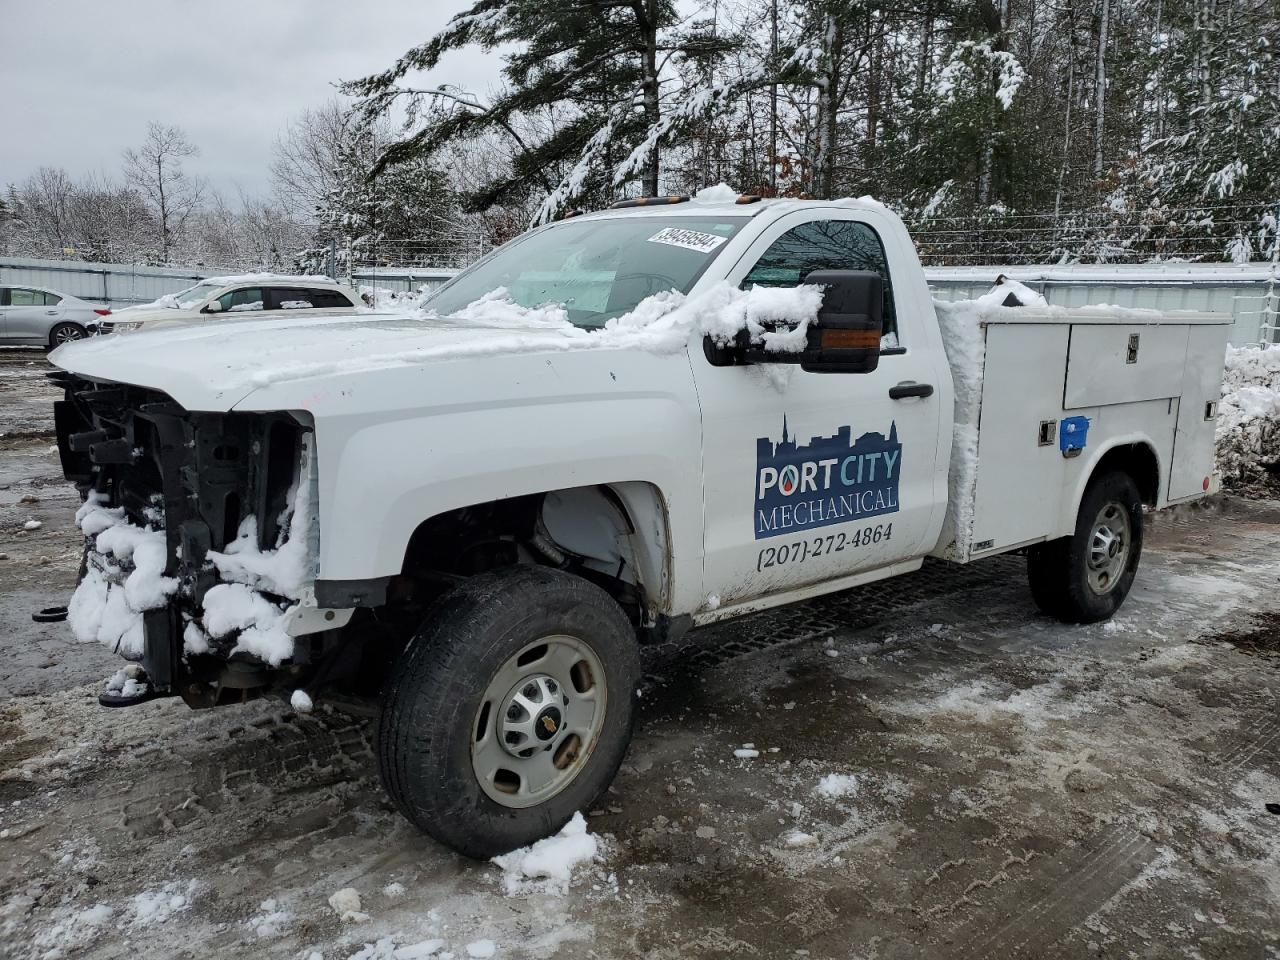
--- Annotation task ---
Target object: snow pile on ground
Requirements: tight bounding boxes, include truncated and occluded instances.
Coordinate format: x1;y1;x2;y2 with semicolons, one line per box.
328;886;370;923
814;773;859;799
358;285;421;311
30;903;114;955
491;812;599;896
67;491;178;657
1216;344;1280;490
130;881;195;925
246;898;291;938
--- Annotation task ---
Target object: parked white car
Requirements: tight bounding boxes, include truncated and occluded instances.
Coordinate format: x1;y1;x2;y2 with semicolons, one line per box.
49;197;1229;859
99;274;362;334
0;284;110;348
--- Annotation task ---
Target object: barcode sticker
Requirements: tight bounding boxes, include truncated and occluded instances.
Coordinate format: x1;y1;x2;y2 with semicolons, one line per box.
646;227;729;254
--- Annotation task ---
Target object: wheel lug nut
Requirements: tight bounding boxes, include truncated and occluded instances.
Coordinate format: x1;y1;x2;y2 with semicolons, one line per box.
523;683;537;698
507;705;520;720
546;680;557;693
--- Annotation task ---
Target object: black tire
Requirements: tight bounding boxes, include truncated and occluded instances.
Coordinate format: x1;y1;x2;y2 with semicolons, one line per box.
48;322;87;349
1026;470;1144;624
377;565;640;859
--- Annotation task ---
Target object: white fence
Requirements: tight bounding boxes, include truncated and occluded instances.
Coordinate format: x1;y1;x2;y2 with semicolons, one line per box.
0;256;214;306
0;256;458;306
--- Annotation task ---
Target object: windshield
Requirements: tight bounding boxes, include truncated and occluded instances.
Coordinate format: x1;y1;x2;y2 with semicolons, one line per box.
424;216;749;328
172;283;222;307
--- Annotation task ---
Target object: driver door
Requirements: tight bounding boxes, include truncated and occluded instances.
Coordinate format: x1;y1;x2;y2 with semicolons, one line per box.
691;211;945;611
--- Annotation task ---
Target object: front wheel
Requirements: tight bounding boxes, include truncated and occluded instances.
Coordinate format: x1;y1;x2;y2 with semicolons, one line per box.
377;565;640;859
1026;470;1144;624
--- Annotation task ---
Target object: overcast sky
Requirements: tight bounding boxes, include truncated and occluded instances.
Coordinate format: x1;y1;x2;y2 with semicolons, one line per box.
0;0;500;199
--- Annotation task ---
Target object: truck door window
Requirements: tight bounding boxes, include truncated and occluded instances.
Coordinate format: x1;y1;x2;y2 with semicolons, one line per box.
742;220;899;348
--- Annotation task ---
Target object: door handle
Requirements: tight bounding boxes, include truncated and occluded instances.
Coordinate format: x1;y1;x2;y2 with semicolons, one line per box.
889;381;934;400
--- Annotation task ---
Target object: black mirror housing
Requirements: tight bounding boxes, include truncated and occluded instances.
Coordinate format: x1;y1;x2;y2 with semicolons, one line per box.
799;269;883;374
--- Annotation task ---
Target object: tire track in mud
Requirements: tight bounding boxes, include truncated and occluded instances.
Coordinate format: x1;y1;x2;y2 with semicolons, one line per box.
1220;715;1280;775
942;824;1156;959
98;715;377;842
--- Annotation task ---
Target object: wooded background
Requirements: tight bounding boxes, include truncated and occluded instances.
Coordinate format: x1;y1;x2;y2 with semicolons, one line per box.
4;0;1277;270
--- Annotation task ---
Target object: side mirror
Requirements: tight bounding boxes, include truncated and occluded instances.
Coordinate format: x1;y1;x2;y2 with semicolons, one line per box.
203;300;223;314
796;269;883;373
704;270;883;374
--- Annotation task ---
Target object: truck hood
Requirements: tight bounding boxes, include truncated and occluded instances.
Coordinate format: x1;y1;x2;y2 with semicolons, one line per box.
50;310;600;411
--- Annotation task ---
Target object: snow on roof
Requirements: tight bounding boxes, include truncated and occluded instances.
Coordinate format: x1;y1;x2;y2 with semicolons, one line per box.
199;272;340;286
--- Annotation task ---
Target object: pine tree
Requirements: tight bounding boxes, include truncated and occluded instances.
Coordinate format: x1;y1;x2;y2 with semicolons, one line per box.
343;1;732;221
1117;0;1280;260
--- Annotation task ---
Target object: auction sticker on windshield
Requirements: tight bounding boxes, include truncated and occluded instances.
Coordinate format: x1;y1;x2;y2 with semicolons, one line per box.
647;227;729;254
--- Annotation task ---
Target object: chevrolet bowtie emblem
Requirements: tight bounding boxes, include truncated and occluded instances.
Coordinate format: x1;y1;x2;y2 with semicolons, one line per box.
541;716;558;734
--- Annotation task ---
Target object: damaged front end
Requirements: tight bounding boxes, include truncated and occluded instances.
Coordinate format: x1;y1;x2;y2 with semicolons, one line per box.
50;370;324;708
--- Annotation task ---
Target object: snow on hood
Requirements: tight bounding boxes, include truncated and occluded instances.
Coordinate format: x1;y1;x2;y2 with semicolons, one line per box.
50;282;824;411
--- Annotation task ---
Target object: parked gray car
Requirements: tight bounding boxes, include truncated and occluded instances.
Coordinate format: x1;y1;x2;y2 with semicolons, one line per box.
0;285;110;349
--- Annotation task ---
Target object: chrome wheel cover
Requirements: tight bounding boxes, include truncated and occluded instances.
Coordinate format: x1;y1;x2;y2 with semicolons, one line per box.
1086;500;1132;595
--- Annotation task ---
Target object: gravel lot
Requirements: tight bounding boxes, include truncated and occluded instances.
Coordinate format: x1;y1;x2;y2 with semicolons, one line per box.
1;347;1277;960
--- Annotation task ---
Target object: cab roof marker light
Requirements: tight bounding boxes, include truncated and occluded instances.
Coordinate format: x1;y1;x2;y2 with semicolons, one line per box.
735;195;764;204
609;195;691;209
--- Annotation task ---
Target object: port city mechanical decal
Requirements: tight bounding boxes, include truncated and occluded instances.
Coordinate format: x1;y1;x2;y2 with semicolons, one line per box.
754;415;902;540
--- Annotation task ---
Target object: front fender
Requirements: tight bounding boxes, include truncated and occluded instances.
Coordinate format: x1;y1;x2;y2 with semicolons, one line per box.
239;349;707;616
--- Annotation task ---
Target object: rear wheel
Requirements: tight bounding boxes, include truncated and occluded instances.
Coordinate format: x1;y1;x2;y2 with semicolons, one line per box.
48;322;87;349
1026;470;1144;624
377;565;639;858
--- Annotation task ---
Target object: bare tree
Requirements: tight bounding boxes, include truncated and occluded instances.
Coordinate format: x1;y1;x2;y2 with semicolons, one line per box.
123;122;205;262
270;99;352;217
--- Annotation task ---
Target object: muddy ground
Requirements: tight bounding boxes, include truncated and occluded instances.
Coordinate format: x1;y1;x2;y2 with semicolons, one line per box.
1;347;1277;960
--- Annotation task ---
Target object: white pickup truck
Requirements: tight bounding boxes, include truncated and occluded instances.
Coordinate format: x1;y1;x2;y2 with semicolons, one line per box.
48;195;1229;858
